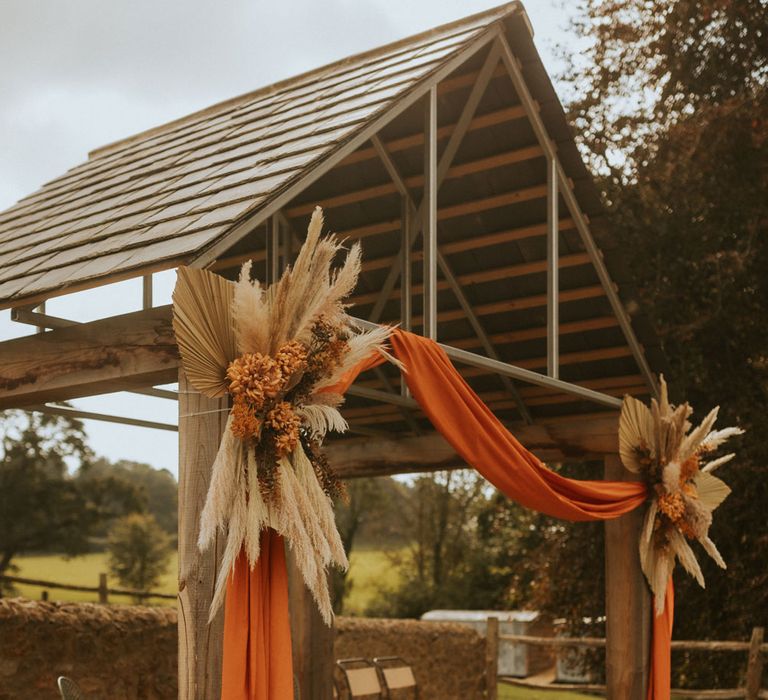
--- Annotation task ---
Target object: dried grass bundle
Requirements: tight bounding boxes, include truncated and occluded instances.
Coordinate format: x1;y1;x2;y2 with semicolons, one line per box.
172;207;397;624
619;376;742;613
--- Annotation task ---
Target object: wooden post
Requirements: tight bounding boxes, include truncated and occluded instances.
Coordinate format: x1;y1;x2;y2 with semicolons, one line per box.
486;616;499;700
287;548;334;699
745;626;764;700
604;454;651;699
40;590;49;602
98;573;108;604
178;371;227;700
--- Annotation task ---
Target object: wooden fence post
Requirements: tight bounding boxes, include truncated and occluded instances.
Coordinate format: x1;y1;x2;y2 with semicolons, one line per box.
746;626;764;700
98;573;108;604
486;616;499;700
178;370;227;700
287;548;334;699
604;454;651;699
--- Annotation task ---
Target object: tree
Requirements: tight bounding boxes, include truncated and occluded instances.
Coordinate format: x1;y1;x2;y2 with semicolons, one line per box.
366;470;488;618
107;513;171;599
81;458;178;536
331;476;407;614
555;0;768;687
0;410;141;588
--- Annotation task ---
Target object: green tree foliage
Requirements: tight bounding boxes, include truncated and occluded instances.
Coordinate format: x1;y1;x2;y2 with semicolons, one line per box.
366;471;490;618
331;476;408;614
81;459;178;536
107;513;171;599
0;410;141;587
556;0;768;687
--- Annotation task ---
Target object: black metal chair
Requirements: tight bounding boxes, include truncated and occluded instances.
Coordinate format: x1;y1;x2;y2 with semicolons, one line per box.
373;656;418;699
57;676;84;700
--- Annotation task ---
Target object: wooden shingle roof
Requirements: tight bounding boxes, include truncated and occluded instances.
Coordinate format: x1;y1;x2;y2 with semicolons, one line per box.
0;3;521;308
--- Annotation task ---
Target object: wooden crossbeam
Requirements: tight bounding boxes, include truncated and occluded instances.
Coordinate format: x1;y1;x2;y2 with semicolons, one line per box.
0;305;178;410
329;412;621;476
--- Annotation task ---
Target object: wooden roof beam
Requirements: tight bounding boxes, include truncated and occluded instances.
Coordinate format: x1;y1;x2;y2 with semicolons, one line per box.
350;251;591;306
285;143;544;218
329;412;622;476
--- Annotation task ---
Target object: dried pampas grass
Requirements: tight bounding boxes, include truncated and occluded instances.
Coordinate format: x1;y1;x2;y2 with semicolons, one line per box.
619;375;742;613
172;206;398;625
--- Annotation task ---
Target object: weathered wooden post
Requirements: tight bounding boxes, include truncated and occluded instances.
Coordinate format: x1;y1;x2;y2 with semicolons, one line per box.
178;371;227;699
745;626;765;700
485;616;499;700
287;551;334;699
604;454;651;698
98;573;108;604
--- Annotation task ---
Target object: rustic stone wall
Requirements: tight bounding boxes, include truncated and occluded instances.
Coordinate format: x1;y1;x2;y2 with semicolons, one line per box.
0;600;487;699
0;598;177;700
334;617;487;699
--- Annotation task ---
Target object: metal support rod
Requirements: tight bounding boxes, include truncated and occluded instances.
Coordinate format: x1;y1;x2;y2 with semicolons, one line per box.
437;250;533;423
30;403;178;432
400;197;413;334
351;316;623;409
267;214;280;284
142;274;153;310
372;115;532;421
368;41;502;324
546;155;559;379
497;34;658;399
423;86;438;341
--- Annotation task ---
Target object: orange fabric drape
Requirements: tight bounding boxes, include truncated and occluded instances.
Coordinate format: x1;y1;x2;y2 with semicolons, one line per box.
221;531;294;700
648;578;674;700
220;328;672;699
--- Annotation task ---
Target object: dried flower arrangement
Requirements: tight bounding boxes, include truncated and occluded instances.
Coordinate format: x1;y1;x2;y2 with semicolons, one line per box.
619;377;743;612
172;207;397;623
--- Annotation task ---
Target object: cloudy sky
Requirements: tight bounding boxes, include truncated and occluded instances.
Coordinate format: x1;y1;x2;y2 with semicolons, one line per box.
0;0;576;477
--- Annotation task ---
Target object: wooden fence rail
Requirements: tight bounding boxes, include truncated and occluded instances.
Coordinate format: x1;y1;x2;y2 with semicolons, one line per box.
0;573;176;602
490;623;766;700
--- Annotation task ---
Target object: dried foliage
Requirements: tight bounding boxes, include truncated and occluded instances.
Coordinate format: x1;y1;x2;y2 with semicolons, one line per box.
172;207;395;623
619;377;741;612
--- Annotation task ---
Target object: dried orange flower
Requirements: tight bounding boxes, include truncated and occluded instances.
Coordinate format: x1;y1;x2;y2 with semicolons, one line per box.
275;341;309;380
227;352;284;408
266;401;301;456
657;491;685;523
679;453;701;483
230;395;262;441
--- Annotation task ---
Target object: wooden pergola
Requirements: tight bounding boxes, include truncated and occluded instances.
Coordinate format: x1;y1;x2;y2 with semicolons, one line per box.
0;4;663;698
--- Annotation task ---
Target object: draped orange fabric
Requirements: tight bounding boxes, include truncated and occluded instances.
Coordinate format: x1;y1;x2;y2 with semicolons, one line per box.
220;328;672;699
220;531;294;700
648;578;674;700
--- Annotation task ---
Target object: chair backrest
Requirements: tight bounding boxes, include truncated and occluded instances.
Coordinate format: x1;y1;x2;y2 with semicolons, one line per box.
373;657;418;698
57;676;84;700
336;658;383;699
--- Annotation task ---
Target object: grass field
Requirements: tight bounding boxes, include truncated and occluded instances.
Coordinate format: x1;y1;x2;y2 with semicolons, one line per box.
9;546;397;611
10;551;178;606
498;684;593;699
343;547;403;615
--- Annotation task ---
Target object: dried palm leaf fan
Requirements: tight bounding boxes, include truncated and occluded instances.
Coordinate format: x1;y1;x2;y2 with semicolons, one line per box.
172;207;398;623
619;377;742;612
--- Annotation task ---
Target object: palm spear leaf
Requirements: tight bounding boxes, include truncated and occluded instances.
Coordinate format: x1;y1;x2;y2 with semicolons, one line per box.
173;266;237;397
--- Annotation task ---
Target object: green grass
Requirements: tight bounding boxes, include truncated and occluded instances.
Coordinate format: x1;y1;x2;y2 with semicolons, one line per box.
498;684;594;699
342;547;404;616
10;552;178;606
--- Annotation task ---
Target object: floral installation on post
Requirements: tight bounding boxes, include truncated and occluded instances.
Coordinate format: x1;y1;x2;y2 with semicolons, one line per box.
619;376;743;613
172;207;398;623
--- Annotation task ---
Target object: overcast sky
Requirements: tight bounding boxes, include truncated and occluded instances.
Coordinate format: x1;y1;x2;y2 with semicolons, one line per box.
0;0;576;477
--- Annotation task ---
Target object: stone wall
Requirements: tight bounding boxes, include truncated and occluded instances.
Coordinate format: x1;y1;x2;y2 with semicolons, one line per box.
0;599;487;699
0;598;177;700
